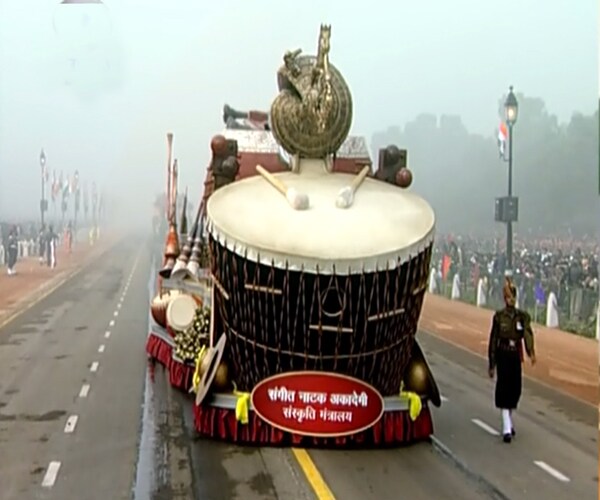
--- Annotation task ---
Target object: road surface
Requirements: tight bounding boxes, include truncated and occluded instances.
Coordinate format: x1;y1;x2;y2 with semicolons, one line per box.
0;236;596;499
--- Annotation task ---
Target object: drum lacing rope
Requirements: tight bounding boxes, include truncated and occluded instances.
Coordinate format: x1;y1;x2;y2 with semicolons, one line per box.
211;235;433;396
228;327;412;360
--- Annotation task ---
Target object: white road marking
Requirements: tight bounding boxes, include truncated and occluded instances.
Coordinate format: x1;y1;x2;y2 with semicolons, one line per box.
117;303;122;309
41;461;61;487
534;461;570;482
471;418;500;436
441;395;448;402
109;320;115;327
64;415;78;433
114;311;119;317
79;384;90;398
104;331;111;338
90;362;99;372
98;344;105;353
121;253;139;296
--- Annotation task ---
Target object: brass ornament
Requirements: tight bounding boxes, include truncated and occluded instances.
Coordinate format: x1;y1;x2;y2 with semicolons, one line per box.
270;24;353;158
395;168;413;188
402;340;441;407
213;362;230;392
403;360;428;394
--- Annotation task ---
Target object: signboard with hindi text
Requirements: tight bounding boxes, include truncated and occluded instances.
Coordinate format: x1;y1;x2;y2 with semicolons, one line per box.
251;371;385;437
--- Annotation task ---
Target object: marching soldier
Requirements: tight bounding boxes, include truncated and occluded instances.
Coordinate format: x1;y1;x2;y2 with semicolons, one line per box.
488;277;536;443
64;222;73;254
6;226;18;275
45;225;58;269
38;224;47;265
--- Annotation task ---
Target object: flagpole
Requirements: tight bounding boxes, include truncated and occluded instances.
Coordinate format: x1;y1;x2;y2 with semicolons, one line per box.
61;175;66;229
39;149;46;228
503;86;518;276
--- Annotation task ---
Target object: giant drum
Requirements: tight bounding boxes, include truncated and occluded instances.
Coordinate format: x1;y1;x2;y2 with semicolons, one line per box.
205;159;435;396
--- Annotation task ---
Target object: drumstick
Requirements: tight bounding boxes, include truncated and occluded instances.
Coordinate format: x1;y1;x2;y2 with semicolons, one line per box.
335;165;371;209
255;165;309;210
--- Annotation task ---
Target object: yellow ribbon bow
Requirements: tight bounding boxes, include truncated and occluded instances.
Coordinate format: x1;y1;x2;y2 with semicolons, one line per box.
232;382;250;425
191;346;207;394
400;382;422;421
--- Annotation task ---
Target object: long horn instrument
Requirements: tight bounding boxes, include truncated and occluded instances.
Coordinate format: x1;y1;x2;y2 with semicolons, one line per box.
186;199;207;277
159;140;180;278
170;159;178;223
171;197;202;277
180;186;188;238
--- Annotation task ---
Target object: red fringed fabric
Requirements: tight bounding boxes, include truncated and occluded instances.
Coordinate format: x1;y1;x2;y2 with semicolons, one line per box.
146;333;195;392
193;404;433;448
145;333;172;368
169;358;195;392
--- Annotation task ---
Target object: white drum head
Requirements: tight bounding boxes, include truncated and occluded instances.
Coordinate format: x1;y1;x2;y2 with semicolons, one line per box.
166;294;197;332
206;158;435;274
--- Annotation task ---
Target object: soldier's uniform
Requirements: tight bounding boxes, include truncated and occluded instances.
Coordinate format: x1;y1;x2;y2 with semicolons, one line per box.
6;229;18;275
488;283;535;443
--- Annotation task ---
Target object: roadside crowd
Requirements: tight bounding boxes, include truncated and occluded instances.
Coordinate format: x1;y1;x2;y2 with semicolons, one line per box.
431;234;599;332
0;221;75;275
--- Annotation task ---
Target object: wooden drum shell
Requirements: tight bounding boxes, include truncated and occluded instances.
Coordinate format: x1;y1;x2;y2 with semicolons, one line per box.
209;236;432;396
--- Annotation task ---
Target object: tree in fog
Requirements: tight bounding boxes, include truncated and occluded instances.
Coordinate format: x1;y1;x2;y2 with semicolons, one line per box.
372;94;599;236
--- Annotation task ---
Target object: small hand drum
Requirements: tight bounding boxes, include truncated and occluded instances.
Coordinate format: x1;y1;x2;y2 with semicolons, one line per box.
166;294;197;333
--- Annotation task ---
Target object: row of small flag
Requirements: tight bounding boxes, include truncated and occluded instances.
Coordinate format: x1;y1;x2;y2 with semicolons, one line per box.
40;164;75;198
50;170;78;201
40;167;96;205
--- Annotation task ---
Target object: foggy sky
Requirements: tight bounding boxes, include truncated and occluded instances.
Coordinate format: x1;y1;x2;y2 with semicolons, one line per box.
0;0;597;221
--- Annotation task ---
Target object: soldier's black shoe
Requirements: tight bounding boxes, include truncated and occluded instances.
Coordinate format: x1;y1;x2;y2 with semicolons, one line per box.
511;428;516;437
503;433;512;443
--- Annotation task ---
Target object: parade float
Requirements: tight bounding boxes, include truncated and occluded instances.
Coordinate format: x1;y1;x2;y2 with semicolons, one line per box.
147;24;441;447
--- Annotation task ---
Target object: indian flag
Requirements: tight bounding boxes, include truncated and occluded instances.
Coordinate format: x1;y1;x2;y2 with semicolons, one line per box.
63;177;70;198
498;121;508;158
51;170;58;201
71;171;79;194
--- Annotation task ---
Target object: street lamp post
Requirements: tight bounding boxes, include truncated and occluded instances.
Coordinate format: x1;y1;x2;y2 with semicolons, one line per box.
40;149;47;227
504;86;519;275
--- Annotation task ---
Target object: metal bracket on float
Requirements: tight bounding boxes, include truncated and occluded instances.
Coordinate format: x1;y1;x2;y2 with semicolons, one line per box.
161;275;212;305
